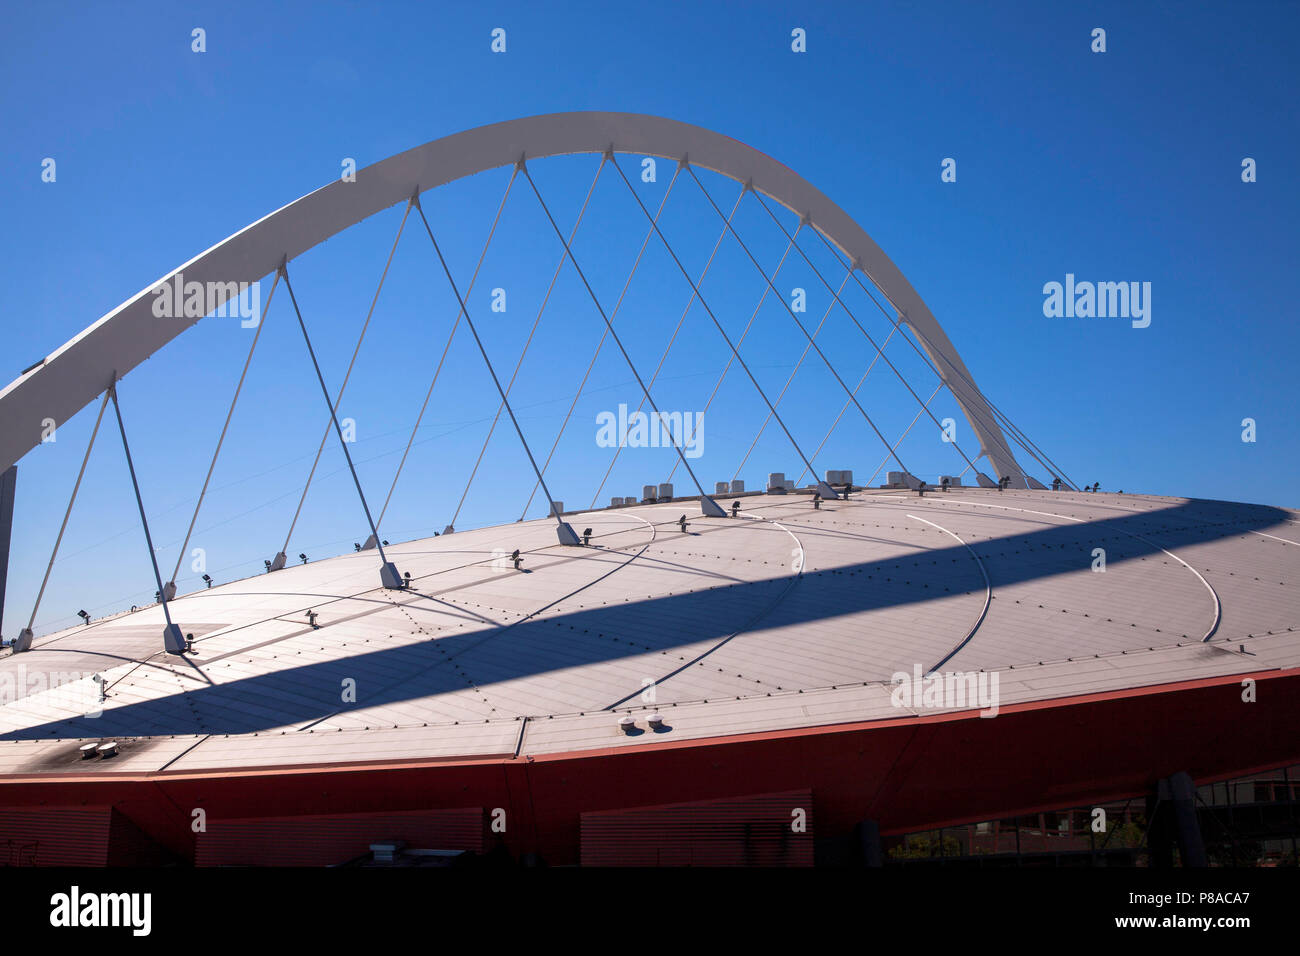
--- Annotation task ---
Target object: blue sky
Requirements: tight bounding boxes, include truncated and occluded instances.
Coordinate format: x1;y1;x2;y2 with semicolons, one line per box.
1;0;1297;635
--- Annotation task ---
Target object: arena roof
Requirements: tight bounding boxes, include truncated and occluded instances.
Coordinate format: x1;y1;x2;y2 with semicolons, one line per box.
2;487;1296;775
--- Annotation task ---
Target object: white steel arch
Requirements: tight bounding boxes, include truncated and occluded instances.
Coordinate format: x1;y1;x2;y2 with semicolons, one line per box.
0;111;1027;481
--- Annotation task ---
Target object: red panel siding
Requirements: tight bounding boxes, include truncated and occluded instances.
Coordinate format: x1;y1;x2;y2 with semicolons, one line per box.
0;807;112;866
581;789;813;866
195;806;485;867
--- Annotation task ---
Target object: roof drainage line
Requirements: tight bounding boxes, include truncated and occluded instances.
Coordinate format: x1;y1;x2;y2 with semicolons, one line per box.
812;228;1071;489
414;190;572;539
452;157;608;529
588;170;729;508
522;166;695;520
861;383;945;488
279;199;414;558
906;513;992;675
791;323;901;486
665;214;802;487
18;388;112;646
378;171;519;529
610;158;829;503
732;262;854;481
686;166;908;484
297;513;659;732
754;193;986;481
604;508;805;710
168;269;281;592
943;496;1221;642
523;157;723;516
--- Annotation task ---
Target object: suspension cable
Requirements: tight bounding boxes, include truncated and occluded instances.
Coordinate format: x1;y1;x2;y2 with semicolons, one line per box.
686;167;910;479
590;179;745;505
375;172;519;530
278;198;413;557
522;162;687;518
811;227;1077;489
862;382;945;487
602;159;839;496
663;217;803;486
791;321;901;486
451;157;606;530
280;263;396;568
732;261;853;480
108;381;182;635
21;388;111;639
413;186;569;527
169;269;280;588
522;157;721;507
752;192;984;479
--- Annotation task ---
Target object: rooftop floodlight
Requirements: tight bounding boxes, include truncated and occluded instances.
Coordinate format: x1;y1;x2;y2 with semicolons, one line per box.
582;527;593;546
264;559;272;572
354;543;361;552
731;500;741;516
403;571;413;589
77;609;90;625
917;481;927;497
306;609;319;629
382;540;389;546
202;574;212;588
941;477;951;492
185;633;196;654
299;553;308;564
812;493;822;510
1051;477;1062;491
511;549;523;571
678;514;689;533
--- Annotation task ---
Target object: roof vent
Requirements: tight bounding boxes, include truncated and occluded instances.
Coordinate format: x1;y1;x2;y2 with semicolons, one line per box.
618;715;636;734
97;741;119;759
647;713;664;730
79;743;98;760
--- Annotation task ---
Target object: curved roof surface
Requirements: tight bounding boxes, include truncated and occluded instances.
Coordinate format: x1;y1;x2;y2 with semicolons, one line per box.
1;487;1296;774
